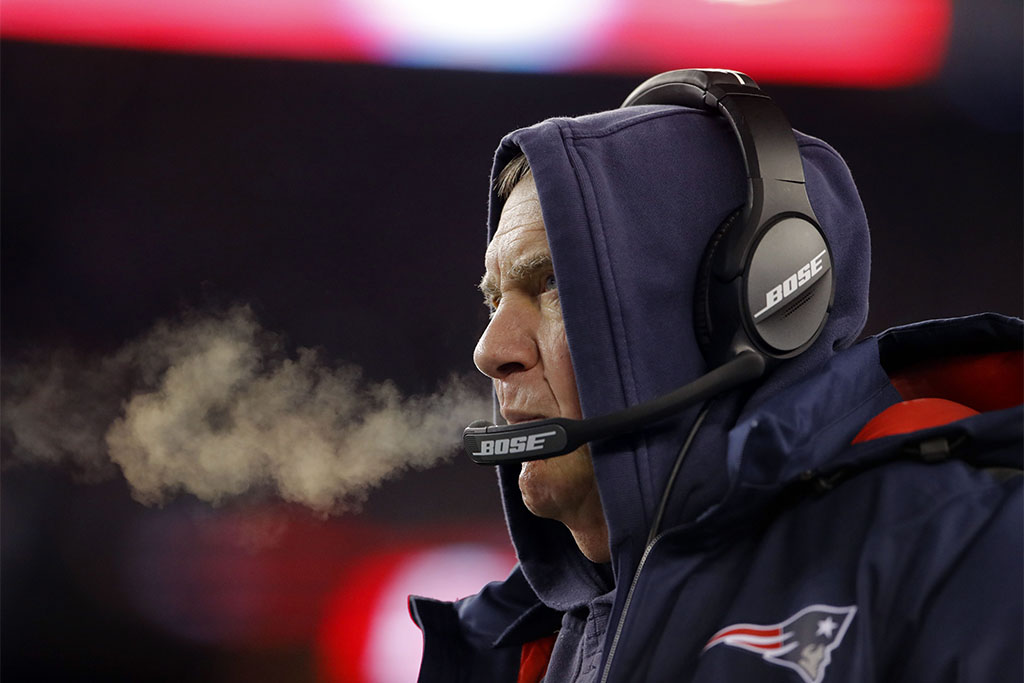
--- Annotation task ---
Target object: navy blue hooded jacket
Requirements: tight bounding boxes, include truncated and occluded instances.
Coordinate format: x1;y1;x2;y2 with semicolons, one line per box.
410;105;1023;682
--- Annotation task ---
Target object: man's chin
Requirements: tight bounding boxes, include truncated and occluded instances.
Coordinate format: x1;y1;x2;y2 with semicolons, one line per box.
518;458;561;519
517;448;593;520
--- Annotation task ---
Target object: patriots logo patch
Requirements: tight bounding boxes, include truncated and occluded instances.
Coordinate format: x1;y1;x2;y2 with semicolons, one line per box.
703;604;857;683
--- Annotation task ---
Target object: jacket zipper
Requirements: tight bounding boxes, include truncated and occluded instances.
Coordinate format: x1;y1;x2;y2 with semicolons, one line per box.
599;532;666;683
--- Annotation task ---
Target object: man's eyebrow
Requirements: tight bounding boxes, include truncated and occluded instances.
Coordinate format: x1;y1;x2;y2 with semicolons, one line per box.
478;273;498;303
478;252;554;302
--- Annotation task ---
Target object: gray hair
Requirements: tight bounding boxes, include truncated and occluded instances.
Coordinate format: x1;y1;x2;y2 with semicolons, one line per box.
494;153;532;200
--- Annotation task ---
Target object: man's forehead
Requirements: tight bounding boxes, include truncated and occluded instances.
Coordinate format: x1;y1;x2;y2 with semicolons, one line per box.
485;222;549;262
496;193;543;233
484;176;550;280
494;175;544;238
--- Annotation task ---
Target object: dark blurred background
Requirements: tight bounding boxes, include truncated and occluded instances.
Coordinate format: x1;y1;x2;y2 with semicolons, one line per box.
2;0;1021;680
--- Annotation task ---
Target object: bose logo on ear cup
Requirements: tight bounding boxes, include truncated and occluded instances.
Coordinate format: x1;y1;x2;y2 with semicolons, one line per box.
754;248;828;320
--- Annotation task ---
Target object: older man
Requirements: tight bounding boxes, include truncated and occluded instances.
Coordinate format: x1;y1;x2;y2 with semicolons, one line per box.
411;70;1022;683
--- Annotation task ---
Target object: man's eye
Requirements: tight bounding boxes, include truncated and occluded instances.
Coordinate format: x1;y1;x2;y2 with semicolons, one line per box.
543;274;557;292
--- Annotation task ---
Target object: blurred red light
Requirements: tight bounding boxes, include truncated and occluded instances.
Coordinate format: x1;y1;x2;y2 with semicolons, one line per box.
317;551;407;683
1;0;950;86
594;0;951;86
317;544;515;683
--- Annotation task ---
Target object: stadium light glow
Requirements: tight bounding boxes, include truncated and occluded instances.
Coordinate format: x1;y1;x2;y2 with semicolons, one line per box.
1;1;951;93
343;0;617;69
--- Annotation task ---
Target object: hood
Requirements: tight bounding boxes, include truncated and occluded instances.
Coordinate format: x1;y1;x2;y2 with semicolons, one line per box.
485;105;871;610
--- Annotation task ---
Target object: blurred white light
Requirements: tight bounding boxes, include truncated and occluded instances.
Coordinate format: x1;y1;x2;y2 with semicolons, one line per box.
344;0;617;69
363;544;515;683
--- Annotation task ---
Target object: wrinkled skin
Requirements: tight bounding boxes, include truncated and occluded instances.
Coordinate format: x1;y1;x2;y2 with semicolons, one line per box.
474;174;609;563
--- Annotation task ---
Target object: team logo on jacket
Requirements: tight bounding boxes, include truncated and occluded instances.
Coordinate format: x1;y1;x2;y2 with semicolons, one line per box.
703;604;857;683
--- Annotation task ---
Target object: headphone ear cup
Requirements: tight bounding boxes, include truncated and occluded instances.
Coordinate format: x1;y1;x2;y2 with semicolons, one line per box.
693;207;743;358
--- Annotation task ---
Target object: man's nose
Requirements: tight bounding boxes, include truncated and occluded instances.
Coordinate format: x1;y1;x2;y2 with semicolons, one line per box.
473;300;538;380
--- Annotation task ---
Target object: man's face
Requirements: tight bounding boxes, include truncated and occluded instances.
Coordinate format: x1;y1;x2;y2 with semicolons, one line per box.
475;175;605;554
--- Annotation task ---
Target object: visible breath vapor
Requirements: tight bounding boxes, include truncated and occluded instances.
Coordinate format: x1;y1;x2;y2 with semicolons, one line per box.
1;307;490;512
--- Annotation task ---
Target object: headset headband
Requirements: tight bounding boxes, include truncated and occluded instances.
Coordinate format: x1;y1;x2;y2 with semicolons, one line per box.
622;69;805;185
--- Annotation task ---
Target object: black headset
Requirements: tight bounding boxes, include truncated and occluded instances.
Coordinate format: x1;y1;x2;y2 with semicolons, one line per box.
623;69;834;368
464;68;834;465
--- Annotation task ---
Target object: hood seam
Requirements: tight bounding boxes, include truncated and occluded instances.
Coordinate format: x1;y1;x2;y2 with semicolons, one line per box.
559;121;658;535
